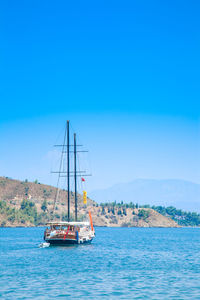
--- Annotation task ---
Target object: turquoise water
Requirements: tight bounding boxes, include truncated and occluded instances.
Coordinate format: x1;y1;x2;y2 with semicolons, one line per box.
0;227;200;299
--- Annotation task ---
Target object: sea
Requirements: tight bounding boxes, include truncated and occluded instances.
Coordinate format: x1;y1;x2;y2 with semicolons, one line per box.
0;227;200;299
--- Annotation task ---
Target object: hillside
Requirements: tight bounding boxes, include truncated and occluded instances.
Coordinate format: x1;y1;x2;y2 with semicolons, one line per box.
0;177;179;228
89;179;200;212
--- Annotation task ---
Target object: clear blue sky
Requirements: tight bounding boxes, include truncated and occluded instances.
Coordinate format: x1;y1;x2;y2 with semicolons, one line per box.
0;0;199;192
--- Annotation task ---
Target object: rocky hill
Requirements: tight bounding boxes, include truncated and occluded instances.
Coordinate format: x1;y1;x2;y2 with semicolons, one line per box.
0;177;179;227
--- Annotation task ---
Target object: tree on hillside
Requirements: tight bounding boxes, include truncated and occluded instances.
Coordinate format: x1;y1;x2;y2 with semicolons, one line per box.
117;209;122;215
101;205;105;215
123;208;127;215
41;199;47;212
21;199;34;210
138;209;150;220
24;186;29;197
111;206;115;214
20;199;37;223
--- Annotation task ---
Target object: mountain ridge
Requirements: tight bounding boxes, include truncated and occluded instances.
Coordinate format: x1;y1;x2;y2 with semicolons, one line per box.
0;176;180;228
89;179;200;212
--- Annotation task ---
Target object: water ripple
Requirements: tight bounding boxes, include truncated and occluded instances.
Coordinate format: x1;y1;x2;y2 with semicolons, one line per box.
0;227;200;299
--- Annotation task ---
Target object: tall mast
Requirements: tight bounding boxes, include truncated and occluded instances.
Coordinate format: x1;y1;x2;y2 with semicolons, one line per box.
67;120;70;222
74;133;77;221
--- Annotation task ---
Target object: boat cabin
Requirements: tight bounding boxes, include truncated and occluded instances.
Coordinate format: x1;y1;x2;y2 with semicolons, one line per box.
44;221;94;244
46;221;90;230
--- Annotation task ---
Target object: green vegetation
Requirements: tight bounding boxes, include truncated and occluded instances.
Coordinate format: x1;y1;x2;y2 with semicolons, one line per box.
117;209;122;215
123;208;127;216
41;199;47;212
24;186;29;197
61;213;84;222
1;187;200;227
149;205;200;227
0;199;51;226
99;202;200;226
138;209;150;220
0;180;6;187
100;205;105;215
43;189;51;198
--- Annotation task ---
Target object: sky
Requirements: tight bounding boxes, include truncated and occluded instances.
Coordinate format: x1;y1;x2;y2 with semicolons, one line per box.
0;0;199;192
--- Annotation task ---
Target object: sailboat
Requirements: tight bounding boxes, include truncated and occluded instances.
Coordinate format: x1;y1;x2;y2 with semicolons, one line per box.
44;121;95;245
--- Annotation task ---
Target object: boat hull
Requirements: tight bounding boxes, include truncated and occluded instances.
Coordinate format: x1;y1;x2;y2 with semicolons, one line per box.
45;238;93;245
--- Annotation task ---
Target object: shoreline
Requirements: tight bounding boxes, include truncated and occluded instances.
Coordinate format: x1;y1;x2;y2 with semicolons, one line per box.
3;225;200;229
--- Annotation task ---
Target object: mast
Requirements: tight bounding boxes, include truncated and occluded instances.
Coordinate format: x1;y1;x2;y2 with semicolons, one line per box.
74;133;77;221
52;121;91;222
67;120;70;222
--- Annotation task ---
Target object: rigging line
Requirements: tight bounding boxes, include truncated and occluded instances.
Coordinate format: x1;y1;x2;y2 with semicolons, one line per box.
77;151;85;193
70;122;89;199
70;121;91;181
53;122;66;147
69;122;89;153
77;152;81;191
50;123;67;189
76;152;81;196
52;123;67;216
72;123;92;184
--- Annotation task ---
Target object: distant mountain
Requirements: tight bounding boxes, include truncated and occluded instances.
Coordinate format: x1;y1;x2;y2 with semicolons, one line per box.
89;179;200;212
